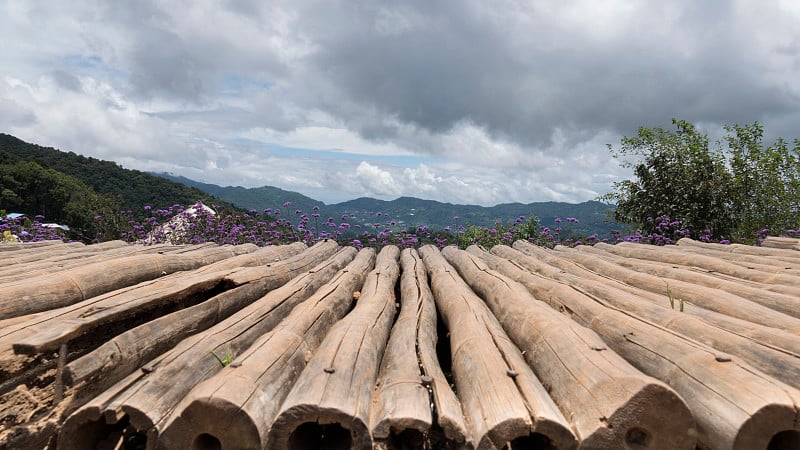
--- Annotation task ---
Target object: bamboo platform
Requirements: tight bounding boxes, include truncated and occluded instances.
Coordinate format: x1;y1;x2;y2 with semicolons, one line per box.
1;237;799;450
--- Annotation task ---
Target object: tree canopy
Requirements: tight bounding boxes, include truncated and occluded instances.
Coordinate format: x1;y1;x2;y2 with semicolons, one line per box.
602;119;800;242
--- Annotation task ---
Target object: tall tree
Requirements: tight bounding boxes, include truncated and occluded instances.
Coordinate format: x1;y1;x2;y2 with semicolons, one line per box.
602;119;735;239
726;123;800;239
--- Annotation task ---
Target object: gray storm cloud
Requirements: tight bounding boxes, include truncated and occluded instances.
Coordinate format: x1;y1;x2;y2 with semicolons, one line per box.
1;0;798;205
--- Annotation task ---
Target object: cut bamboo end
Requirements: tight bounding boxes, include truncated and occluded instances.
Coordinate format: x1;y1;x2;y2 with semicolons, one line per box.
156;398;261;450
734;404;800;450
57;406;107;450
268;405;372;450
577;380;696;450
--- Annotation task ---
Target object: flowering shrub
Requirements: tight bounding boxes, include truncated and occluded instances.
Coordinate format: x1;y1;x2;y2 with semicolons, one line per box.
0;214;69;242
3;203;798;249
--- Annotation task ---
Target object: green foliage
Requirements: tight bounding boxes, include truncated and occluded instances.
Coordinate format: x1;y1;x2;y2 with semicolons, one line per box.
0;157;123;241
602;119;800;241
455;214;542;248
0;134;239;219
666;284;684;312
725;123;800;240
0;134;248;242
210;346;235;367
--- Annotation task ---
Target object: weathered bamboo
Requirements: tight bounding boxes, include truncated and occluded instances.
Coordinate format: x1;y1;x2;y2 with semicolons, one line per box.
0;243;261;319
58;244;356;450
509;241;800;356
512;241;800;334
677;237;800;261
1;242;201;270
191;241;307;274
488;244;800;450
370;248;470;450
268;246;401;450
672;239;800;269
9;241;317;356
570;243;800;319
157;248;377;450
601;240;800;276
0;238;78;252
481;245;800;389
1;239;129;266
62;257;315;388
447;246;690;449
762;236;800;250
418;246;578;450
0;243;182;284
592;242;800;294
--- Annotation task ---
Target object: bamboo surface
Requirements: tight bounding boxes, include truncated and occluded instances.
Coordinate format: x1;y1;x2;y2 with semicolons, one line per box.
0;238;798;450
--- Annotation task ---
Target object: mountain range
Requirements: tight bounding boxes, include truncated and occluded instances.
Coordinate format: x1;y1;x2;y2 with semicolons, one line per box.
0;132;620;238
156;173;621;237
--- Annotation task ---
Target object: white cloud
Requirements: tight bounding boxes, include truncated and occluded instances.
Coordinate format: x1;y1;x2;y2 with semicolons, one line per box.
354;161;402;197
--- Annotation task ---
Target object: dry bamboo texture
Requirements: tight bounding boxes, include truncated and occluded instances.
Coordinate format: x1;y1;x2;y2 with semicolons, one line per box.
267;246;401;450
4;241;313;357
157;248;377;449
370;249;469;450
58;244;353;450
491;243;800;450
445;246;694;449
0;243;262;319
420;246;579;450
761;236;800;251
1;237;799;450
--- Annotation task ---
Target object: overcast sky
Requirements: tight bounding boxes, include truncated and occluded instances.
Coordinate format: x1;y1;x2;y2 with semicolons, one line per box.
2;1;799;206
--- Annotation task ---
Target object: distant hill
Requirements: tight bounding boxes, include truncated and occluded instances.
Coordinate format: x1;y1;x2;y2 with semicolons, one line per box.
0;134;237;216
156;173;326;215
155;173;622;237
333;196;620;237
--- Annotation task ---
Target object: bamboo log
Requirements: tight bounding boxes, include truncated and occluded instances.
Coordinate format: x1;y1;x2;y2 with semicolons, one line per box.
0;243;261;319
0;243;182;284
487;244;800;450
191;241;307;274
593;242;800;294
62;261;311;389
370;248;470;450
418;246;578;450
58;244;357;450
598;241;800;276
483;245;800;390
1;239;128;266
673;239;800;269
9;242;316;356
513;242;800;334
762;236;800;250
268;246;401;450
677;237;800;261
510;241;800;356
0;239;77;252
447;246;689;449
157;248;378;450
571;244;800;319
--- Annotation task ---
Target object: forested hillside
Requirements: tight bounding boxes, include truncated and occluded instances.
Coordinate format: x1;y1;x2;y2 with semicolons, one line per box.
0;134;235;217
0;134;239;240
